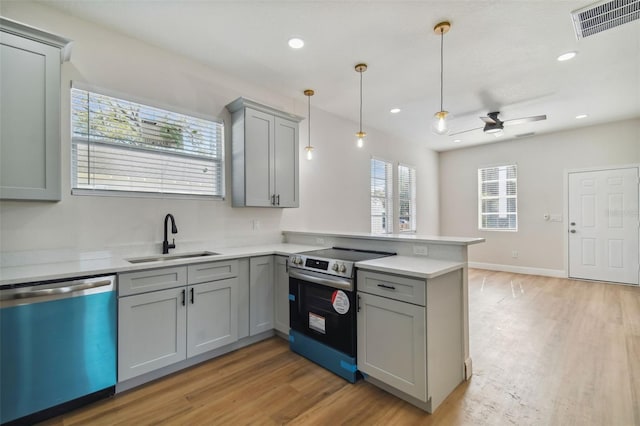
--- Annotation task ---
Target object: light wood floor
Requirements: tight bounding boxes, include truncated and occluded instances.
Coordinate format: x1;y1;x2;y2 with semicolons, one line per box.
42;270;640;425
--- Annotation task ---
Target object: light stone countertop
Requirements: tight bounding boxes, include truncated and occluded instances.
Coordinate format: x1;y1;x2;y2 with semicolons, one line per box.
0;243;322;287
283;230;485;246
356;256;465;279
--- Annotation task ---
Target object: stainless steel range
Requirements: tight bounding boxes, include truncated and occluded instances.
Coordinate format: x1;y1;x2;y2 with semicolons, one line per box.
288;247;395;382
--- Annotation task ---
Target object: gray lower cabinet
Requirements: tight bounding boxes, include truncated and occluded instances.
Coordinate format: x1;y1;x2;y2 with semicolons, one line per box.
118;260;239;382
273;255;289;335
357;291;427;399
118;286;187;381
249;256;274;335
0;18;71;201
186;278;239;358
356;268;464;413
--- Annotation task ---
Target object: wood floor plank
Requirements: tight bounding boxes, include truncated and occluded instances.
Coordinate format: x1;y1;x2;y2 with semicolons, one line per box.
39;270;640;425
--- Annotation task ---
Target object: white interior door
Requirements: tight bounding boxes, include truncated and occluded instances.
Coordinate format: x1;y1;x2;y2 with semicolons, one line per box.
568;167;639;285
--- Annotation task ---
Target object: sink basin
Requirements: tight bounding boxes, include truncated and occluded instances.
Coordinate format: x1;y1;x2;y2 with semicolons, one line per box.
126;251;220;264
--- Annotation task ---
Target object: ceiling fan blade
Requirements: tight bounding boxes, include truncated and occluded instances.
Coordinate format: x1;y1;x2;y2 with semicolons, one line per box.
449;127;484;136
503;115;547;126
479;116;496;124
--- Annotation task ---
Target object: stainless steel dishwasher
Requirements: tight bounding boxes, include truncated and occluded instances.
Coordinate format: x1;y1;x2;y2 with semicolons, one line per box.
0;275;117;425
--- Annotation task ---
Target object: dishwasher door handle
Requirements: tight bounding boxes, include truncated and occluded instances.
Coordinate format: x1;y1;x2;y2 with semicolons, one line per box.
1;279;113;301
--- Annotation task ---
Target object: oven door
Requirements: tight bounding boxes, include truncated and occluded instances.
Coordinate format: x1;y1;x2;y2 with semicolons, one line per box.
289;269;356;357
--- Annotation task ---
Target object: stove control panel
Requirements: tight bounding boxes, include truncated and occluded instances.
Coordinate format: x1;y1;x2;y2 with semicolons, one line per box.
288;254;353;278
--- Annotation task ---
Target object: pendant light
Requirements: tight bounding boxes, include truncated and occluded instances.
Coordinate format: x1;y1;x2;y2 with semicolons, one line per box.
355;63;367;148
304;89;314;160
432;21;451;135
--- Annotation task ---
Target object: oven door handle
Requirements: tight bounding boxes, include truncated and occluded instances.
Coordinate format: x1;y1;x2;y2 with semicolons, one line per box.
289;269;353;291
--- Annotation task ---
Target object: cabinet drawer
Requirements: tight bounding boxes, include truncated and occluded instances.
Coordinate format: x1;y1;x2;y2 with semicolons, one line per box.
118;267;187;296
357;270;425;306
188;260;238;285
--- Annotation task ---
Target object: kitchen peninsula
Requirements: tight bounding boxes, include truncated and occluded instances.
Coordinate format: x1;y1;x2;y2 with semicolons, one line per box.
1;230;482;421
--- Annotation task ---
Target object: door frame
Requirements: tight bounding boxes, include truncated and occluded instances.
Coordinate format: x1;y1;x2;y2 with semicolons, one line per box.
563;163;640;284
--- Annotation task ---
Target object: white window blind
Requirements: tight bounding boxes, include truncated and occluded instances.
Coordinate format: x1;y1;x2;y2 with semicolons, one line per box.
371;158;393;234
478;164;517;230
71;87;224;198
398;164;416;232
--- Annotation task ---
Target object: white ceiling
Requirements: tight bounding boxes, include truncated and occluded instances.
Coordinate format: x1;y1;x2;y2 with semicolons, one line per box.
38;0;640;151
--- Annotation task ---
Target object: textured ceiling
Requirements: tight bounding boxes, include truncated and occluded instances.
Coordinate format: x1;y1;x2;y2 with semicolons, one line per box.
35;0;640;151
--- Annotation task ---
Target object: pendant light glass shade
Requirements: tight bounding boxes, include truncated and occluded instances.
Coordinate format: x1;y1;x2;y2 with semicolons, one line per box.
431;111;449;135
304;89;314;160
355;63;367;148
432;22;451;136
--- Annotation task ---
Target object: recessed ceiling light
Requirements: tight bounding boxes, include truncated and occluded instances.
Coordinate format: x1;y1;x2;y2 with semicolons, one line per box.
390;108;401;114
557;51;577;61
453;139;462;143
288;38;304;49
575;114;588;119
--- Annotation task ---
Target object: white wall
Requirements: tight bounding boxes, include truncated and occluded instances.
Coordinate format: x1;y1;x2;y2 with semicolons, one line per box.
281;107;440;235
0;2;440;259
439;118;640;275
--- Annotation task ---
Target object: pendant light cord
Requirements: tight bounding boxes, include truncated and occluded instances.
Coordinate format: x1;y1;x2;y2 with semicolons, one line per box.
439;29;444;112
307;94;311;148
359;70;363;133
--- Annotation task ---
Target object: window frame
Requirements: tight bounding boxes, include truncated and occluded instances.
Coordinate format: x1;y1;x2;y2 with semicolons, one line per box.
70;82;225;200
477;164;518;231
370;157;394;234
397;163;417;233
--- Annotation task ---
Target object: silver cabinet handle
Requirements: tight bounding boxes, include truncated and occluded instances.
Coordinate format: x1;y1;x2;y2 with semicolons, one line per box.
2;279;112;301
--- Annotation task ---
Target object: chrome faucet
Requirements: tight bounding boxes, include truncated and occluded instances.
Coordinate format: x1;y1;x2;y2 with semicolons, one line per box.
162;214;178;254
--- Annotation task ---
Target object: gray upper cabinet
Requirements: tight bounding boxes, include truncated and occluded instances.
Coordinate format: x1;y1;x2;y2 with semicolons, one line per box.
226;98;302;208
0;18;71;201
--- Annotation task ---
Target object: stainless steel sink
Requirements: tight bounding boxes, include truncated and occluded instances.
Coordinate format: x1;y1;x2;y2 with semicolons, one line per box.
126;251;220;264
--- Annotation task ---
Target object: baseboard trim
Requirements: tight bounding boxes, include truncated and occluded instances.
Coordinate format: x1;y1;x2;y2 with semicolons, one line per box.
468;262;566;278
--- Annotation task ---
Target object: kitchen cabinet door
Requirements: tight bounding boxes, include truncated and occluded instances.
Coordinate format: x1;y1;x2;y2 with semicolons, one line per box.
244;108;275;207
273;117;299;207
249;256;274;335
357;291;427;401
226;98;302;208
187;278;239;358
118;287;187;381
273;255;290;335
0;22;70;201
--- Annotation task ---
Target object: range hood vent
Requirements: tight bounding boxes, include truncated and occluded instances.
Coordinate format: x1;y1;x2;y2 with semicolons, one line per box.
571;0;640;39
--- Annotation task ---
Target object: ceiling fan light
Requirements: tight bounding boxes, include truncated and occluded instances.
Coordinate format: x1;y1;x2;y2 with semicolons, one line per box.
431;111;449;135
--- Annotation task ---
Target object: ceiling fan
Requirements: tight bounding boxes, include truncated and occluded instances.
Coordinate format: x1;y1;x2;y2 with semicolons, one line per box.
449;111;547;136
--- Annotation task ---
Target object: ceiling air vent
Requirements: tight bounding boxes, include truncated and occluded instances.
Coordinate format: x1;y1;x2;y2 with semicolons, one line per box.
571;0;640;39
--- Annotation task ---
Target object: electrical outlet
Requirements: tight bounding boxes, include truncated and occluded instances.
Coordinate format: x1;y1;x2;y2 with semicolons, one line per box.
316;238;325;245
413;245;428;256
512;250;519;258
252;220;261;231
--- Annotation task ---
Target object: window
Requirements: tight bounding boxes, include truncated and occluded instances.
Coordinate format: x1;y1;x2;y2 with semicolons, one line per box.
478;164;517;230
71;86;224;198
371;158;393;234
398;164;416;232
